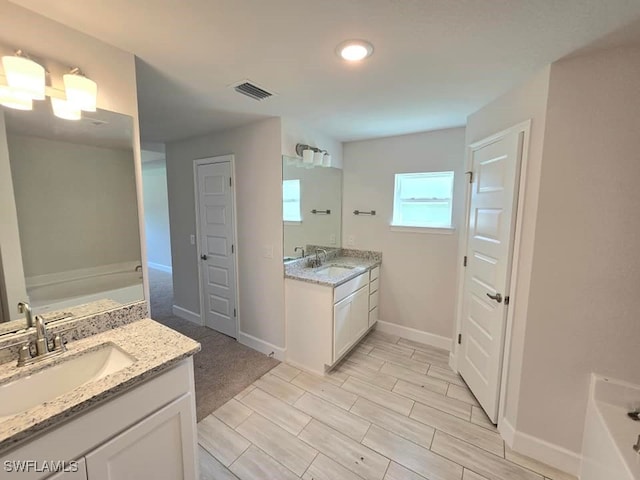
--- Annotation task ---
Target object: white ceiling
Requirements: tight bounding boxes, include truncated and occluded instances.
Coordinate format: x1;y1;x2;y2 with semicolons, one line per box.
9;0;640;143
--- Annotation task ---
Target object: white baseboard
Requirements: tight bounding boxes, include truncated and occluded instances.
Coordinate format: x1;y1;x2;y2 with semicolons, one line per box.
498;417;516;445
172;305;202;325
500;417;581;476
449;352;458;373
238;330;286;361
375;320;452;351
148;262;172;274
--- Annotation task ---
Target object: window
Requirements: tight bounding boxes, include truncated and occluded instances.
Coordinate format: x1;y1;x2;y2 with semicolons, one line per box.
392;171;454;228
283;179;301;222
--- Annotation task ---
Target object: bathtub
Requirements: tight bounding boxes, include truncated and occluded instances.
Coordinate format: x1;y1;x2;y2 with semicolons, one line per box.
580;375;640;480
27;268;144;313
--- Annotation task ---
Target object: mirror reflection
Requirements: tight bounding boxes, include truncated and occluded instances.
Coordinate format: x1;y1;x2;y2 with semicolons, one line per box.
282;155;342;261
0;102;143;331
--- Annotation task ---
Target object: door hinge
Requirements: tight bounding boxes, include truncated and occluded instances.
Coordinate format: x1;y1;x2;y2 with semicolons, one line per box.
505;296;510;306
233;308;236;317
231;244;235;254
458;334;462;345
465;171;474;184
229;177;232;187
463;256;467;267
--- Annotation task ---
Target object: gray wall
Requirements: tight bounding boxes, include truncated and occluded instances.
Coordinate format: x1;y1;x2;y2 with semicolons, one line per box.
517;45;640;455
343;128;466;339
166;118;285;347
142;159;172;270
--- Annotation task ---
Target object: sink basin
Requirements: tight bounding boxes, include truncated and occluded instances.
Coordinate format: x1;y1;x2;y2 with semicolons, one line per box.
315;265;355;277
0;343;135;420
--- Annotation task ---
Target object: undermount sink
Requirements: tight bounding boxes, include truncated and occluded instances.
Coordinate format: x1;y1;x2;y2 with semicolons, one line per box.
0;342;135;420
315;264;356;277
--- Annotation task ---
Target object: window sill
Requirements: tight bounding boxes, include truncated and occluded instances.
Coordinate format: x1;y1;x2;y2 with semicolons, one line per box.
390;224;455;235
284;220;303;226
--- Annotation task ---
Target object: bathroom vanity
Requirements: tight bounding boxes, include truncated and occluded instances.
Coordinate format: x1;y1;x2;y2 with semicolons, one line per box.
0;310;200;480
285;251;381;375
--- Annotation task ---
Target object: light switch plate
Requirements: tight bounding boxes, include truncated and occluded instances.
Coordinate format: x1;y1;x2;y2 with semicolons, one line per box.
190;235;196;245
263;245;274;259
347;235;355;247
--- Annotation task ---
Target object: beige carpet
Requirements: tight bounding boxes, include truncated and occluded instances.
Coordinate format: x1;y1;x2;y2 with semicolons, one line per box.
148;267;279;421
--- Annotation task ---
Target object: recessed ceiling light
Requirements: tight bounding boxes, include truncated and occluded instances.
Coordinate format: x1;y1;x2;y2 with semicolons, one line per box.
336;40;374;62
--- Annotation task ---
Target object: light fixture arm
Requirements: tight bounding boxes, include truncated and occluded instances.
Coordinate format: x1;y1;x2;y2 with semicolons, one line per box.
295;143;329;157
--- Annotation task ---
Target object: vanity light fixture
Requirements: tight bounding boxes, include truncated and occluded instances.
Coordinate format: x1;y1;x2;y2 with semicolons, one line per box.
336;40;374;62
63;68;97;112
0;85;32;110
2;51;45;100
302;148;314;165
0;50;98;120
296;143;333;169
51;97;82;121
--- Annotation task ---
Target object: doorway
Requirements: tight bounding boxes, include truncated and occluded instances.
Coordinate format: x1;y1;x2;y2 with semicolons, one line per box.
456;122;530;423
194;155;239;338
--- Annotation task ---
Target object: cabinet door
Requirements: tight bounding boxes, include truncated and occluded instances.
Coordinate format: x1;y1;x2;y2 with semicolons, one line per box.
333;295;353;361
351;286;370;340
85;394;196;480
46;459;87;480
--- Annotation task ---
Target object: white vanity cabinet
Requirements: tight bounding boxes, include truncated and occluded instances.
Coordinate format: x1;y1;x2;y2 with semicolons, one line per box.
333;282;369;360
1;359;197;480
286;266;380;376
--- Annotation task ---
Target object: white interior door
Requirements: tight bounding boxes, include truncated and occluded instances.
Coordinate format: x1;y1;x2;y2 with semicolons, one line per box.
196;158;237;338
458;129;523;423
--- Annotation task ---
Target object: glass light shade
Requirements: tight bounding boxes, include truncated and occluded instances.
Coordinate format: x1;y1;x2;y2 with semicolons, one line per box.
0;86;33;110
2;55;45;100
313;151;324;166
322;153;332;167
51;97;81;120
302;149;314;164
63;73;97;112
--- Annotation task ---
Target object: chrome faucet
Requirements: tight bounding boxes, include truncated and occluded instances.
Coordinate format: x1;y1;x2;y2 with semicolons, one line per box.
34;315;49;356
17;314;66;367
294;246;305;258
135;264;143;272
315;248;328;266
17;301;34;328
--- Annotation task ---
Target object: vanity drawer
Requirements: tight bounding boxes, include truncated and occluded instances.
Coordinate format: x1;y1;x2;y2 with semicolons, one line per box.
369;306;378;326
334;272;368;304
370;277;379;294
370;266;380;281
369;290;379;311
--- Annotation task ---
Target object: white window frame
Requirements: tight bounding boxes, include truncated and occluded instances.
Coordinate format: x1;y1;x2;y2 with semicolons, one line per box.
391;171;455;232
283;179;302;223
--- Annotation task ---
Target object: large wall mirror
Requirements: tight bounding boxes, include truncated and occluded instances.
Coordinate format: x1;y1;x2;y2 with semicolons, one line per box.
282;155;342;261
0;101;143;333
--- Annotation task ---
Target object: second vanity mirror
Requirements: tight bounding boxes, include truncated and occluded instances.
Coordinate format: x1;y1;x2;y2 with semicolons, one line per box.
282;155;342;261
0;102;143;333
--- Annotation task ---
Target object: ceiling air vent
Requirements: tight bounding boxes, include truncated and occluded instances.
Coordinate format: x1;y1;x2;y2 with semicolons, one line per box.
233;81;274;101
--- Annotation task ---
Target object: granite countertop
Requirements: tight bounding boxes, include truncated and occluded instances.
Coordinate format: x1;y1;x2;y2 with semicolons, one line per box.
0;319;200;452
285;255;381;287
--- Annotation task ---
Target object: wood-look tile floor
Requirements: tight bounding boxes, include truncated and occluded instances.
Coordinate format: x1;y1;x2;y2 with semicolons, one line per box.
198;330;576;480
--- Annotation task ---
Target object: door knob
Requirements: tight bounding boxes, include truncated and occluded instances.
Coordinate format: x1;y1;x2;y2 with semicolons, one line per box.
486;292;503;303
200;254;208;260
